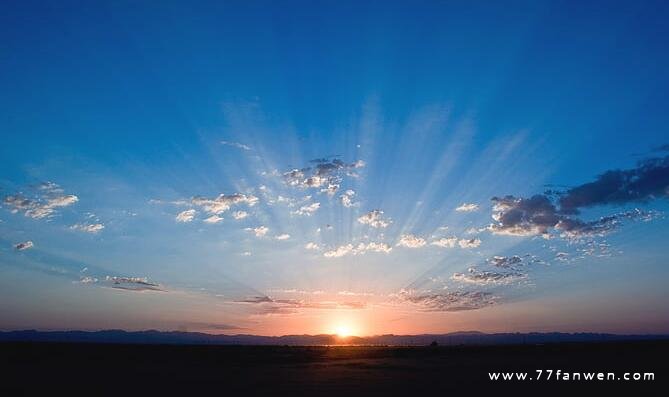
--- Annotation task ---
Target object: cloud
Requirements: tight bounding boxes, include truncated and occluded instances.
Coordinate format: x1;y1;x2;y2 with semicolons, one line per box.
3;182;79;220
275;233;290;240
234;294;367;314
340;190;358;208
558;154;669;214
104;276;163;292
232;210;248;220
451;267;526;285
246;225;269;237
191;193;258;215
396;289;496;312
292;202;320;216
175;209;196;223
357;210;392;228
282;158;365;195
304;242;320;250
458;238;481;249
13;241;34;251
488;152;668;239
320;183;340;196
323;244;354;258
323;241;392;258
221;140;252;151
70;223;105;234
203;215;224;224
397;234;426;248
489;194;657;240
455;203;479;212
431;237;458;248
487;255;523;268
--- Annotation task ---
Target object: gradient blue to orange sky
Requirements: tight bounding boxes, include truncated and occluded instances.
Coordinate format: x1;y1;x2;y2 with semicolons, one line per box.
1;0;669;336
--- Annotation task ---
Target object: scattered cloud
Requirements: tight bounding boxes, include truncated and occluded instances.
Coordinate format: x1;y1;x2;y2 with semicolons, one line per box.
70;223;105;234
358;210;392;228
221;140;252;151
292;202;320;216
397;234;426;248
275;233;290;240
323;241;392;258
191;193;258;215
487;255;523;269
455;203;479;212
232;210;248;220
283;158;365;195
451;267;526;285
13;241;34;251
104;276;163;292
176;209;197;223
431;237;458;248
203;215;224;224
246;225;269;237
340;189;358;208
304;242;320;250
396;289;496;311
3;182;78;220
458;238;481;249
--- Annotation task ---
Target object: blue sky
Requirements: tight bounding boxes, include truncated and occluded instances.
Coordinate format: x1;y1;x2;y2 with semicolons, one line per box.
1;0;669;335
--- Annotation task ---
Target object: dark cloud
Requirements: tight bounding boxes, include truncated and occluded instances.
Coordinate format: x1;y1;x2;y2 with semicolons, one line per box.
489;151;667;239
234;295;367;313
490;196;657;239
396;289;496;311
104;276;164;292
13;240;34;251
283;158;365;195
451;268;526;285
558;154;669;214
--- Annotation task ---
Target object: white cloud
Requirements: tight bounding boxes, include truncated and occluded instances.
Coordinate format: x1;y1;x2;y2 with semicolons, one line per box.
275;233;290;240
246;226;269;237
340;190;358;208
324;244;354;258
323;241;392;258
203;215;224;224
357;210;391;228
221;140;252;151
3;183;79;220
241;251;252;256
175;209;196;223
13;241;34;251
232;210;248;220
455;203;479;212
304;242;320;250
70;223;105;234
191;193;258;215
397;234;426;248
282;158;365;195
431;237;458;248
292;202;320;216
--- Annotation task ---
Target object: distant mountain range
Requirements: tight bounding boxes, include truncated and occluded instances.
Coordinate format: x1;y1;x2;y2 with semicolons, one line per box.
1;330;667;346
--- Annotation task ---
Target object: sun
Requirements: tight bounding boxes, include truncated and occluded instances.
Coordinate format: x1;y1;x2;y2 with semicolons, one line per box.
335;325;352;338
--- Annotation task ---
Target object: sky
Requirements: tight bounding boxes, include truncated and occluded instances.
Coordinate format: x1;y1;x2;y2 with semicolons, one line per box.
1;0;669;336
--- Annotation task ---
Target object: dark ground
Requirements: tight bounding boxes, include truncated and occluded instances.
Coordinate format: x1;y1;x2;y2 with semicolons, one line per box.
1;341;666;395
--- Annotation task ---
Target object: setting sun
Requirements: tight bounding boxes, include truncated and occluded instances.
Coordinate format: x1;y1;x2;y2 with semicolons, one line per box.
335;325;353;338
